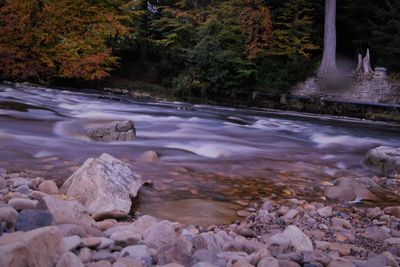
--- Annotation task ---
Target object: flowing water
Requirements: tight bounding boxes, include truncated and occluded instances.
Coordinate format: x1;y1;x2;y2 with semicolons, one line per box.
1;85;400;224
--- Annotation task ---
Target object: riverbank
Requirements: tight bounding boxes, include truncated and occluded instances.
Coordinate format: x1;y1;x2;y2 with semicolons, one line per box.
1;163;400;267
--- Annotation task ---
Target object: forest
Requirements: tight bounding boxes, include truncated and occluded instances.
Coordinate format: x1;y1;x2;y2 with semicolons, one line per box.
0;0;399;99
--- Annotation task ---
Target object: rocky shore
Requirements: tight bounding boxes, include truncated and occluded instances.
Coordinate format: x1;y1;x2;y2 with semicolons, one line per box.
1;148;400;267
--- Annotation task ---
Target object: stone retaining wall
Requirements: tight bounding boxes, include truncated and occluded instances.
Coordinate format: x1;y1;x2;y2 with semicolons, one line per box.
292;75;400;104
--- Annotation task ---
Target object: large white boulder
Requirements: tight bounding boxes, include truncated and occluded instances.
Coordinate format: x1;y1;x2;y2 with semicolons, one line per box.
61;153;142;220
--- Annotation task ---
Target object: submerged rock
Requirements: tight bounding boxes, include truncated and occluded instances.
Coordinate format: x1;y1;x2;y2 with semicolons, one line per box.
84;120;136;142
138;150;159;162
366;146;400;175
139;199;239;226
324;177;378;202
61;153;142;220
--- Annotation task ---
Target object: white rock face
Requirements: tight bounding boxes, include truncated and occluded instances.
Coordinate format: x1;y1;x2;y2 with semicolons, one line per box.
366;146;400;175
61;153;143;220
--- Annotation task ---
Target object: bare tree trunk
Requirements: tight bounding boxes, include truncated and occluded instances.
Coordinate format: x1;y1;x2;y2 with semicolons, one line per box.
354;53;363;74
318;0;337;77
362;49;374;74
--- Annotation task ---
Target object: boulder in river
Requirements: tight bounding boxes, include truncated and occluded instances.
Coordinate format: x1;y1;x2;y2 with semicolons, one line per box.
61;153;143;220
366;146;400;175
324;177;378;202
84;120;136;142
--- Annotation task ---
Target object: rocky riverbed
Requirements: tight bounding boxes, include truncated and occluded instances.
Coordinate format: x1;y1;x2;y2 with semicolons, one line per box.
1;148;400;267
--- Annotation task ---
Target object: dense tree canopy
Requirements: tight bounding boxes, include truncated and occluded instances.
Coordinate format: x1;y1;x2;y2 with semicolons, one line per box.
0;0;129;81
0;0;398;96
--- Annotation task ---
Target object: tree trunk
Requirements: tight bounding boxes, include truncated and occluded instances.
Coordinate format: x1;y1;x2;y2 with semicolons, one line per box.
354;53;363;74
318;0;337;77
362;49;374;74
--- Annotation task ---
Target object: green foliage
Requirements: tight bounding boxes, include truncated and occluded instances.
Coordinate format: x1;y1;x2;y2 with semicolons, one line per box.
256;57;315;94
152;0;271;97
367;0;400;73
182;18;256;97
151;3;197;75
258;0;319;93
267;0;319;59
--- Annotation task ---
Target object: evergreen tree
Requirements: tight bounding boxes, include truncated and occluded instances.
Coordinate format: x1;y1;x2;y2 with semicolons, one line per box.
368;0;400;73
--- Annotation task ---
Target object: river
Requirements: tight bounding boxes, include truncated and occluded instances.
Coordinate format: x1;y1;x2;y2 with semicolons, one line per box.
1;85;400;225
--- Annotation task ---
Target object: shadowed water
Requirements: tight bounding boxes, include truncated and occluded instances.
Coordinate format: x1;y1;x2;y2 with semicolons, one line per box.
1;85;400;224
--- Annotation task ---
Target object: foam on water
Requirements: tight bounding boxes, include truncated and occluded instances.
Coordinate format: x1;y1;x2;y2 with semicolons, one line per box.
165;141;259;158
311;133;385;148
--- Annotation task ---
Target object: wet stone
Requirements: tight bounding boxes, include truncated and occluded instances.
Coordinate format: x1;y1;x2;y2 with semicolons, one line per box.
0;179;7;190
96;219;118;231
8;198;38;210
366;207;381;219
92;251;118;263
97;237;113;250
56;251;84;267
317;206;332;217
4;192;29;202
0;205;18;231
88;260;112;267
57;224;88;238
110;230;142;247
15;209;53;231
38;180;59;195
80;237;102;248
0;168;6;178
79;247;93;263
64;235;81;251
237;210;251;217
13;178;31;188
15;185;30;194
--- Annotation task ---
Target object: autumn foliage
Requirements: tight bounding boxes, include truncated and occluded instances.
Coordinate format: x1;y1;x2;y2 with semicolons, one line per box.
0;0;128;81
